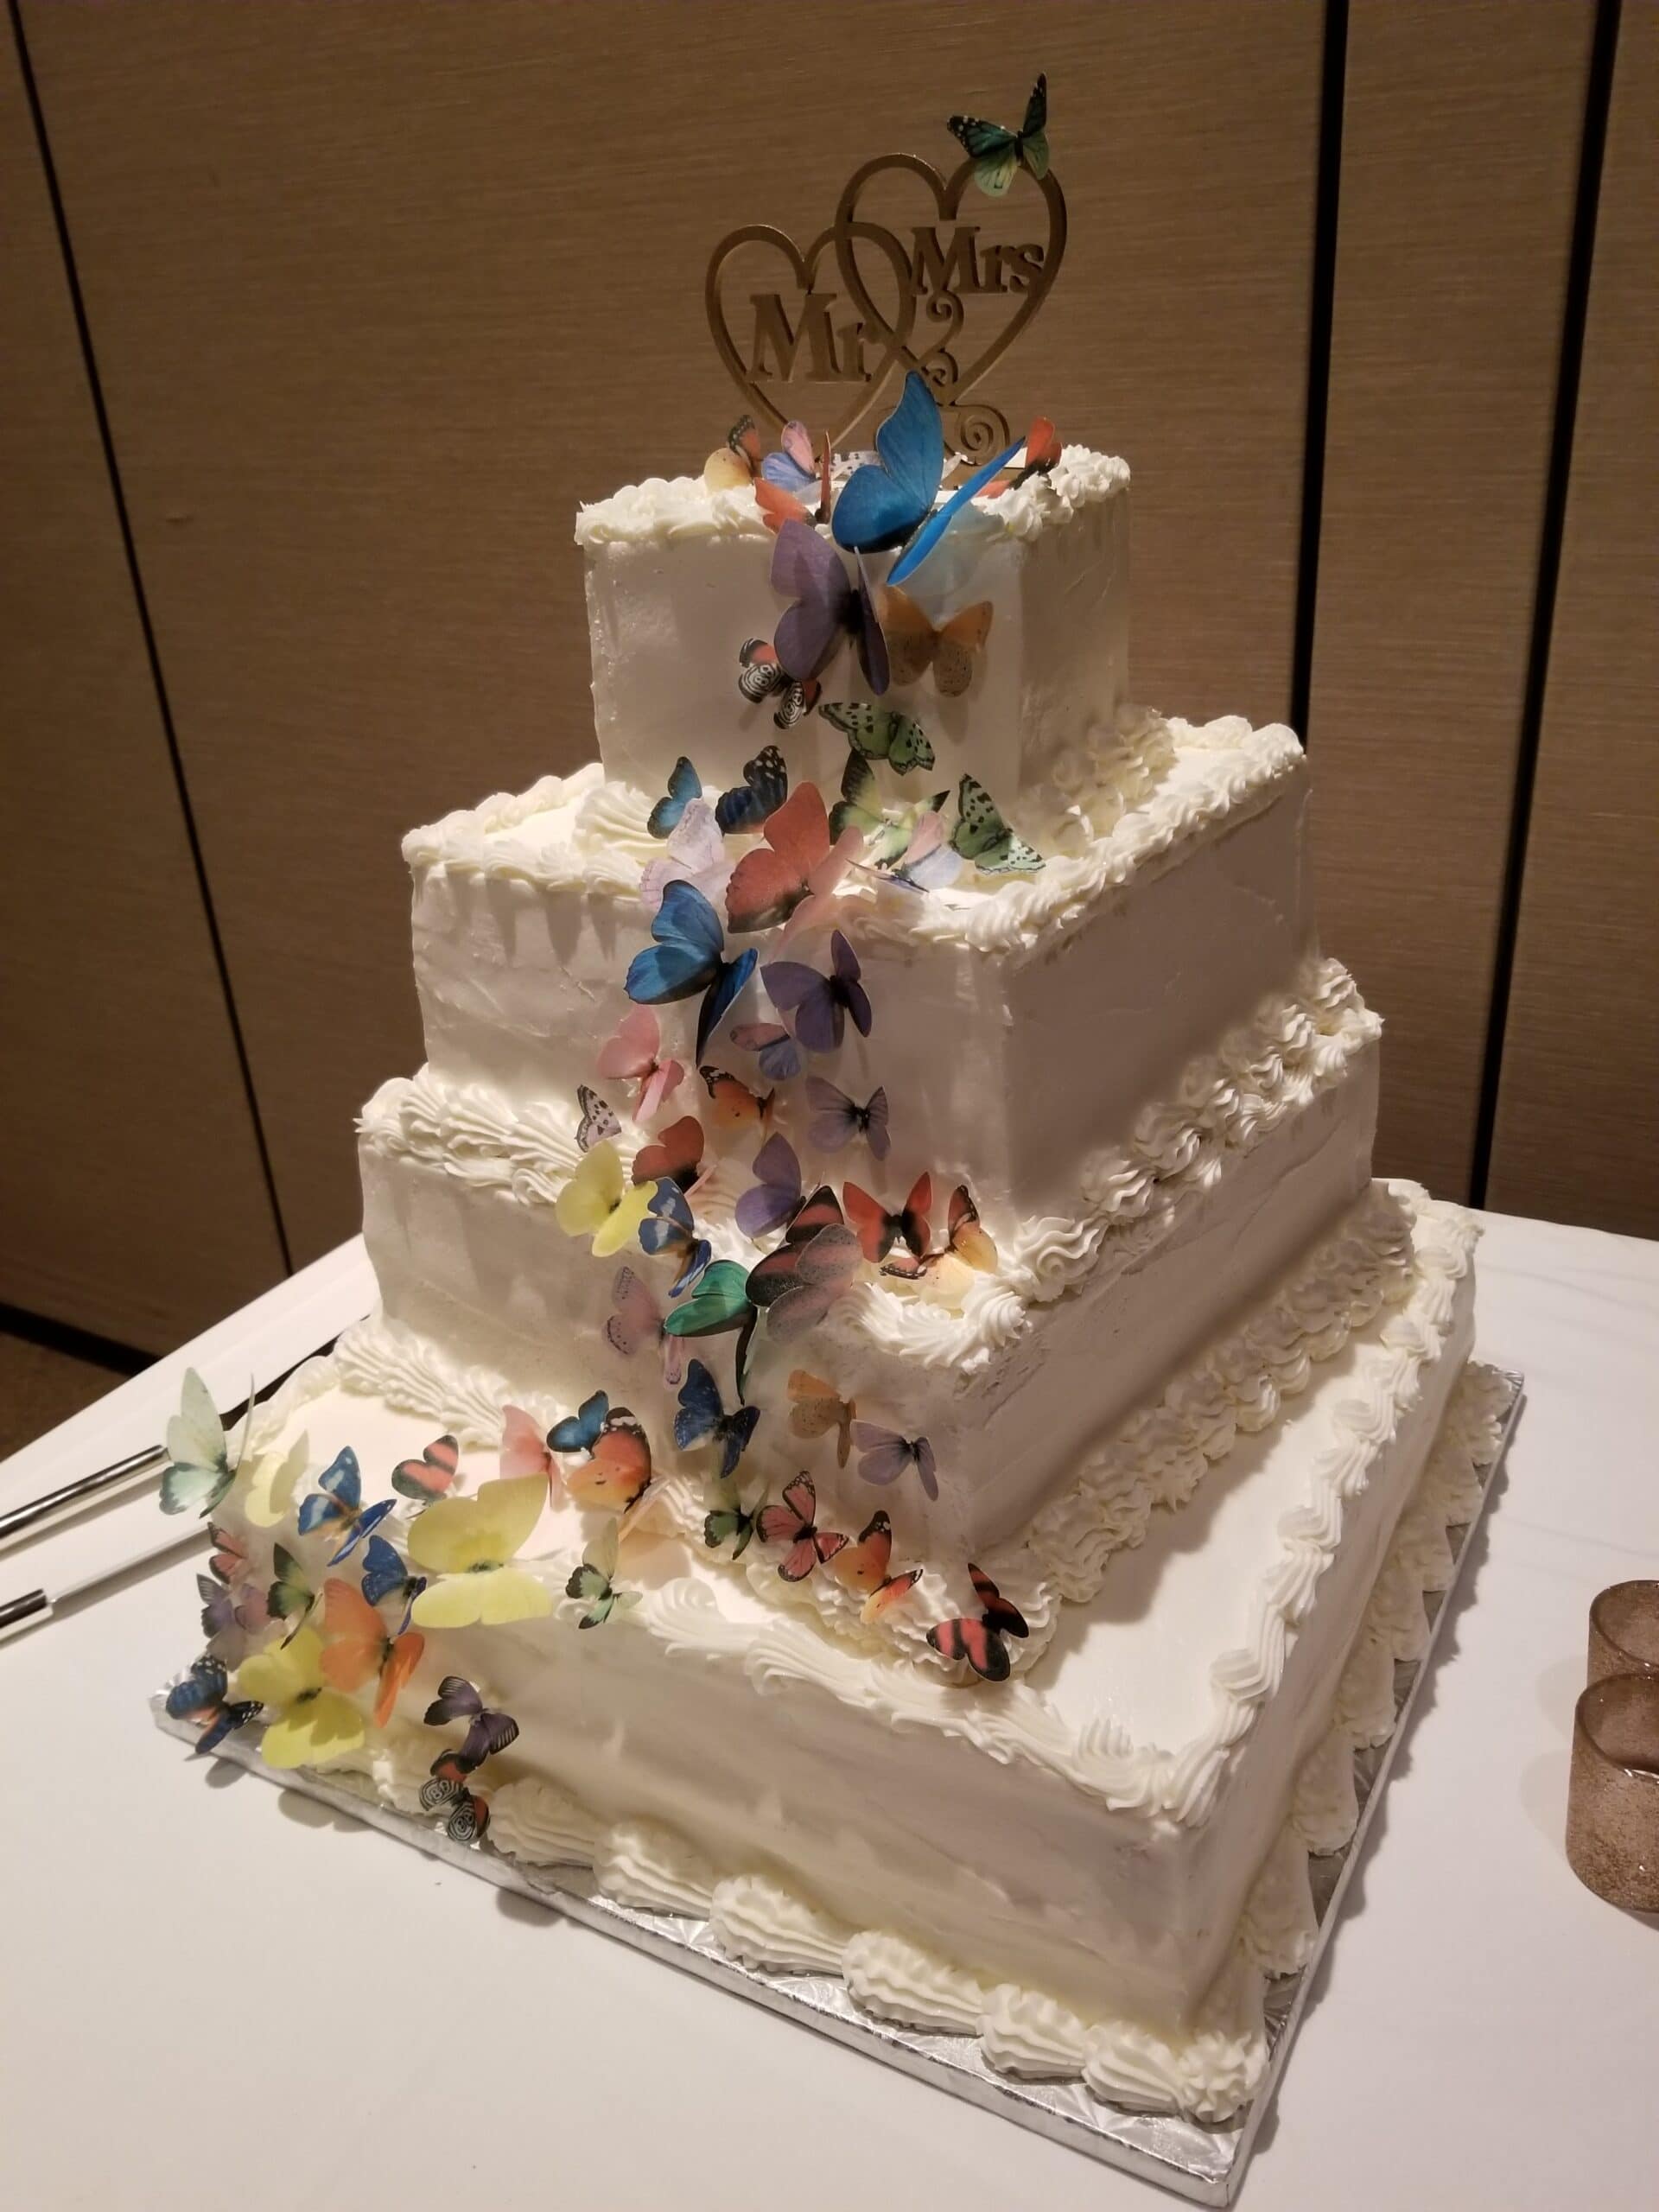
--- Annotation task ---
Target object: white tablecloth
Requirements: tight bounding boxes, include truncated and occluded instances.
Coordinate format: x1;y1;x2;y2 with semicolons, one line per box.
3;1211;1656;2210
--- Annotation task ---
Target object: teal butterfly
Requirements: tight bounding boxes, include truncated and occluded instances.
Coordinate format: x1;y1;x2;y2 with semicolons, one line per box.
703;1478;769;1560
951;775;1044;874
565;1521;639;1630
818;702;935;775
948;74;1049;198
159;1368;245;1517
267;1543;316;1640
830;753;949;867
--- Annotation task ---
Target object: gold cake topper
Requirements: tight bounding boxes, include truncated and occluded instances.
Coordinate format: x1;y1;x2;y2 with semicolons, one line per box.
705;81;1065;461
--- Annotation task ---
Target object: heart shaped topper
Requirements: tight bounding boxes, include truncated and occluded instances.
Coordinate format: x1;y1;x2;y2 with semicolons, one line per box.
705;156;1065;458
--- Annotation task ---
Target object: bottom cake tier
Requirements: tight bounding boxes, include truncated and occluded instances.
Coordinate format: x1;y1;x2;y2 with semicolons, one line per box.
193;1185;1499;2122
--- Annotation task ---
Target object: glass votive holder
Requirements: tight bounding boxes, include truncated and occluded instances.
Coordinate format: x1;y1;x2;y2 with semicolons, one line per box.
1587;1580;1659;1685
1566;1673;1659;1911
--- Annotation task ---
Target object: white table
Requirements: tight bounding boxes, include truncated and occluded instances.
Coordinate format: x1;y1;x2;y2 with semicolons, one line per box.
3;1211;1656;2210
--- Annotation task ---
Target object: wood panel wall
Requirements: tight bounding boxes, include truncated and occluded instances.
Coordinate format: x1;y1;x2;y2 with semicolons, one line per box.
2;1;1653;1351
0;14;286;1350
1487;0;1659;1236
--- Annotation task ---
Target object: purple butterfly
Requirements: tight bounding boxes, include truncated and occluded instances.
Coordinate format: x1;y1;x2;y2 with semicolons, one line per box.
735;1134;804;1240
763;931;872;1056
771;521;889;695
852;1422;938;1501
729;1020;803;1084
805;1077;890;1160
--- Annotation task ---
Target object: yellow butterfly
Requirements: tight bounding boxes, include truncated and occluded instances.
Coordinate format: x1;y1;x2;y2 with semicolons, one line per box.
556;1141;656;1258
237;1429;309;1529
406;1476;552;1629
232;1625;365;1770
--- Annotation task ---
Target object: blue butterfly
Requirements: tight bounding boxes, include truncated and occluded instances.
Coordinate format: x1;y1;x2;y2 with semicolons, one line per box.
360;1532;427;1625
639;1179;712;1294
885;436;1022;588
165;1655;259;1755
715;745;789;836
832;372;944;554
674;1358;761;1477
648;757;702;838
548;1389;612;1456
626;880;758;1061
296;1446;396;1566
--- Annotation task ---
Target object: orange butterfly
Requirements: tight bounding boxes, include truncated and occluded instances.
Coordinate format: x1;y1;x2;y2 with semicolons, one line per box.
830;1510;922;1624
699;1065;774;1139
631;1113;708;1194
319;1577;425;1729
787;1370;857;1467
843;1173;932;1267
877;588;993;696
883;1183;998;1280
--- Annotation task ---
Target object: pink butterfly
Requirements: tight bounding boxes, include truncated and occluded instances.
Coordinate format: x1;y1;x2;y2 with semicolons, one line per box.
606;1264;686;1387
724;784;862;938
880;806;961;893
639;800;733;918
926;1566;1030;1682
851;1422;938;1501
757;1472;848;1583
596;1007;685;1125
499;1404;560;1490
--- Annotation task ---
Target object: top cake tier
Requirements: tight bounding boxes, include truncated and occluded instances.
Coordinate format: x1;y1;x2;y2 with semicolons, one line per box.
576;448;1129;801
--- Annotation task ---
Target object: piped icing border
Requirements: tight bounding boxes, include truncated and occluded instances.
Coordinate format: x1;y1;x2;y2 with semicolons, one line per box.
312;1359;1509;2124
321;1181;1479;1820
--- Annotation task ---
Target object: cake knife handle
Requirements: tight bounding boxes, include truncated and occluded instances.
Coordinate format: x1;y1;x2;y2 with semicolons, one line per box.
0;1588;52;1643
0;1442;165;1554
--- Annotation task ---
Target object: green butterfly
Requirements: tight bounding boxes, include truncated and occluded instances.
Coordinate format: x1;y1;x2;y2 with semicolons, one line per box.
268;1543;316;1640
830;754;950;868
818;702;935;775
565;1521;639;1630
159;1368;245;1517
948;74;1050;199
703;1478;769;1560
951;774;1044;875
662;1259;758;1397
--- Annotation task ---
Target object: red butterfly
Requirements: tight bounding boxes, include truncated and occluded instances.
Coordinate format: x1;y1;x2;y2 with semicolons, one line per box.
725;784;861;937
926;1565;1030;1682
882;1183;998;1280
757;1472;847;1583
746;1187;863;1341
391;1433;461;1504
830;1510;922;1624
631;1113;708;1194
843;1173;932;1266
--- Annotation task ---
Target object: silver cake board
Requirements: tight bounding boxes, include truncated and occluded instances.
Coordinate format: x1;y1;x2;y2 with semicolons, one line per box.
153;1371;1523;2205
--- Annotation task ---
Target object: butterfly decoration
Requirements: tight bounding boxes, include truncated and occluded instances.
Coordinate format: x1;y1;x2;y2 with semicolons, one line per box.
787;1369;857;1466
626;880;758;1062
769;519;890;695
745;1190;864;1343
197;1527;270;1640
724;782;862;937
699;1063;774;1137
883;1182;999;1279
705;416;829;509
830;371;1020;587
545;1391;654;1514
575;1084;622;1154
851;1421;939;1502
596;1007;686;1127
728;1020;803;1084
660;1259;759;1396
948;73;1050;198
950;773;1044;874
195;1570;235;1643
266;1542;317;1640
359;1531;427;1624
830;1510;924;1624
734;1133;804;1241
674;1357;760;1478
319;1577;426;1730
498;1403;559;1488
407;1475;553;1626
647;756;703;837
639;1178;712;1295
159;1368;252;1519
391;1433;461;1505
565;1517;641;1630
703;1475;768;1559
424;1674;520;1768
879;804;963;894
715;744;790;835
631;1113;708;1196
818;700;935;774
555;1140;658;1258
233;1626;367;1770
754;438;835;534
736;639;820;730
605;1265;687;1388
926;1564;1031;1682
1002;415;1061;490
876;588;994;696
296;1446;396;1567
420;1765;493;1846
757;1472;848;1583
843;1172;932;1266
805;1077;891;1160
762;930;872;1055
830;753;948;868
639;800;733;919
164;1655;260;1755
703;414;766;491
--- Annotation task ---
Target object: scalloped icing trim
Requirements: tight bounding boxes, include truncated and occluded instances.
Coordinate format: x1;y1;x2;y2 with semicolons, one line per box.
302;1360;1507;2126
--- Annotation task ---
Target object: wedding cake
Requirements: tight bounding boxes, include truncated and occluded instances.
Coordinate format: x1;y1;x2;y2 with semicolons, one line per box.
159;97;1506;2128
